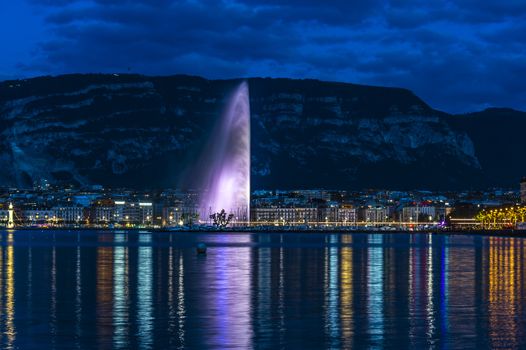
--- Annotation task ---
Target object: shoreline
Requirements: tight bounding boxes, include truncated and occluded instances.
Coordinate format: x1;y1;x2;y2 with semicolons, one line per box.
2;226;526;238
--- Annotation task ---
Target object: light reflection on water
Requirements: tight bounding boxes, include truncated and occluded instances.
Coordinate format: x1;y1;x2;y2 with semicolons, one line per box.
368;234;384;348
137;234;153;349
200;236;252;349
324;234;340;348
6;237;15;350
0;231;526;349
113;234;128;349
340;235;353;349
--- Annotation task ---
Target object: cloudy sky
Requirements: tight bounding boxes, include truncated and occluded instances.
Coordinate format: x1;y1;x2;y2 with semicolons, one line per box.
1;0;525;113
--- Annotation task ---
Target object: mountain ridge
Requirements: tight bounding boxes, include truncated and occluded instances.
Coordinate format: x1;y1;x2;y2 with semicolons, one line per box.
0;73;524;190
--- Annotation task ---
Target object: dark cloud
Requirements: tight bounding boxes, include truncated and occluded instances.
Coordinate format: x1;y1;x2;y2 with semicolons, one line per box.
10;0;526;112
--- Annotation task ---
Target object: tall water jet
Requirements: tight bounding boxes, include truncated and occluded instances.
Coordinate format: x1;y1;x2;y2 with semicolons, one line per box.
198;81;250;224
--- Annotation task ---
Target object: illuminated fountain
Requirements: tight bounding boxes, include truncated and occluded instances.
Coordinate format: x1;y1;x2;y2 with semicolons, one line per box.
198;81;250;224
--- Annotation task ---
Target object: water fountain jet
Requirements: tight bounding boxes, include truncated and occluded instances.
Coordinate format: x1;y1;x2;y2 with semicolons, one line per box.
198;81;250;224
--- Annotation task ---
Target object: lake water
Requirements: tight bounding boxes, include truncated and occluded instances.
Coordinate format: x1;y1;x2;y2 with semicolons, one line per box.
0;230;525;349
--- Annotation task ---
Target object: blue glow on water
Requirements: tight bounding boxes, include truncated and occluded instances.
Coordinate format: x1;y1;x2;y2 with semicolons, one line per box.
113;234;128;349
368;234;384;347
137;234;153;349
326;234;340;348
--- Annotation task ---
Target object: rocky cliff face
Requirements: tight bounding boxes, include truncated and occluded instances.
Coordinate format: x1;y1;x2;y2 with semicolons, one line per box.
0;74;523;190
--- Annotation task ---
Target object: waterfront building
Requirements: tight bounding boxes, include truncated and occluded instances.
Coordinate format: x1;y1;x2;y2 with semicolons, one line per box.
52;205;85;224
402;205;437;223
89;198;115;224
117;201;154;225
521;177;526;204
318;206;339;224
92;206;114;225
0;209;8;225
251;207;318;225
113;201;126;222
137;202;153;225
337;207;357;225
359;206;389;225
89;199;154;226
21;209;55;225
163;206;183;226
251;205;358;226
122;203;141;224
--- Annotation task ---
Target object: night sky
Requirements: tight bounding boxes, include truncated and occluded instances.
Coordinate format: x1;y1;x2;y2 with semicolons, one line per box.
1;0;525;113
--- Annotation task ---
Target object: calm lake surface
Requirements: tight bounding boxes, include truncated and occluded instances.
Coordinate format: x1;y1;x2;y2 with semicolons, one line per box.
0;230;525;349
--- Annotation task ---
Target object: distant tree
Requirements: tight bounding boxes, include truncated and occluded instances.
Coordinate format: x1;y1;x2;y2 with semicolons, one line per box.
210;209;234;228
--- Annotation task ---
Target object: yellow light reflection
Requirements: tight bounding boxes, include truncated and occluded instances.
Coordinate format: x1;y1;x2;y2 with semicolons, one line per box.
6;233;16;348
97;236;114;348
488;237;520;348
340;235;353;348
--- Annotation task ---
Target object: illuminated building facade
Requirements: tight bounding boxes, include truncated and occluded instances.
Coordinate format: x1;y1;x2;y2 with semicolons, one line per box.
402;206;437;222
251;207;318;225
51;205;85;224
359;206;388;224
162;206;183;226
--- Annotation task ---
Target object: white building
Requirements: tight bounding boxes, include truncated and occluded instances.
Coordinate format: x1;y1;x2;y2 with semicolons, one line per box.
360;207;389;225
337;207;357;225
251;206;357;226
52;206;84;224
402;206;437;223
251;207;318;225
91;201;154;226
92;206;114;224
21;209;55;224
